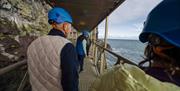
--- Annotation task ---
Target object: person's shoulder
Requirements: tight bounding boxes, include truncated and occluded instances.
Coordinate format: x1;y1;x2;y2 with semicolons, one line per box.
63;43;74;48
89;64;149;91
47;35;72;44
120;64;180;91
38;35;72;48
62;43;76;52
61;43;77;58
28;36;48;45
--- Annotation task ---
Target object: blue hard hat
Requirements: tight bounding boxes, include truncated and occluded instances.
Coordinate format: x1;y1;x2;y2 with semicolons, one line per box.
139;0;180;47
82;31;89;37
48;7;72;24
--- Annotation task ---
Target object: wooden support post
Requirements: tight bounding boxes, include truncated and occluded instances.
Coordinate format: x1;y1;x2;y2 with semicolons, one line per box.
17;71;28;91
94;46;98;66
90;30;92;42
100;17;108;74
93;28;97;65
92;29;95;59
104;18;108;49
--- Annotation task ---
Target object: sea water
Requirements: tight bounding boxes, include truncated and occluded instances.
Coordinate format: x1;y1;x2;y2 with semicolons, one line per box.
106;39;146;67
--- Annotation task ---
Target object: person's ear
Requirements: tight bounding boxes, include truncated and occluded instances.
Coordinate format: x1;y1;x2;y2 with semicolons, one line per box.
63;23;68;30
64;23;72;34
51;23;57;28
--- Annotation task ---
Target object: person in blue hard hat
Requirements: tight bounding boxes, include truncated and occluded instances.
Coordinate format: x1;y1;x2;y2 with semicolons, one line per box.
83;31;91;56
76;31;89;72
27;7;79;91
138;0;180;86
89;0;180;91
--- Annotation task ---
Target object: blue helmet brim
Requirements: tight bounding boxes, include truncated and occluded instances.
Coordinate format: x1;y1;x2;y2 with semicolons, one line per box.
139;28;180;48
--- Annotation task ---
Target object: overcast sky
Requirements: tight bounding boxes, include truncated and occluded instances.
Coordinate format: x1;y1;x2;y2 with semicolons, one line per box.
98;0;162;39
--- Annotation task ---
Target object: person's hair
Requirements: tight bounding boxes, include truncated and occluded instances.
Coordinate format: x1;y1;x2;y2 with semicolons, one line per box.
139;34;180;75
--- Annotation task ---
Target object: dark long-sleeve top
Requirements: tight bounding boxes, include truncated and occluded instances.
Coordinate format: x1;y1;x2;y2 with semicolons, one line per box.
48;29;79;91
142;67;180;86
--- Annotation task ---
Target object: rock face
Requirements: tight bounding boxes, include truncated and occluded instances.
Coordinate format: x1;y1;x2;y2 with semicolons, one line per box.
0;0;51;65
0;0;51;90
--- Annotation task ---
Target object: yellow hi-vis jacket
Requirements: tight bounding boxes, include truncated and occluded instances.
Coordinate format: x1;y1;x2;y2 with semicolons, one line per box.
89;64;180;91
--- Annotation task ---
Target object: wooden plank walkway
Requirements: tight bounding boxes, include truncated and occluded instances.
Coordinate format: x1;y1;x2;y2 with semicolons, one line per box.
79;57;99;91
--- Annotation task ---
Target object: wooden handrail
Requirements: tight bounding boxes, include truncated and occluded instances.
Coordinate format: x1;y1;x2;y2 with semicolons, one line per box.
0;60;27;76
93;42;137;66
